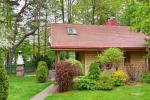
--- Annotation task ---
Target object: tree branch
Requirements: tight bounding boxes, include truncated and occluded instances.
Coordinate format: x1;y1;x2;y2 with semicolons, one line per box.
14;26;38;49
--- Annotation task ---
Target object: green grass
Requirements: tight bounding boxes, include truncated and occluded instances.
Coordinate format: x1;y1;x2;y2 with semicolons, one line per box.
45;84;150;100
8;75;52;100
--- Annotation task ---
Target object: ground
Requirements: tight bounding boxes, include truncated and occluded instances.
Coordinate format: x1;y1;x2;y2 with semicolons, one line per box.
8;75;51;100
45;84;150;100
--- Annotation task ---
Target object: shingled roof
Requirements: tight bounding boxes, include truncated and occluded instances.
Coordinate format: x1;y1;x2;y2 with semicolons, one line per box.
50;23;147;50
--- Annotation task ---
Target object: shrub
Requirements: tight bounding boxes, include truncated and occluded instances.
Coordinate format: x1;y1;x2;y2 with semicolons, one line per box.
74;78;96;90
139;73;150;84
112;70;127;86
125;63;147;81
95;74;115;90
36;61;48;83
88;62;100;80
67;58;83;74
98;48;124;70
0;65;9;100
32;54;54;69
55;61;80;92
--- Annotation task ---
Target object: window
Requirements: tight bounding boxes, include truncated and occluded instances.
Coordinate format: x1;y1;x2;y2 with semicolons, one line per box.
67;27;77;35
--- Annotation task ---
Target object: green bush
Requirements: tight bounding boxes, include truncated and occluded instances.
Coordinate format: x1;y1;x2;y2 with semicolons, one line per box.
0;66;9;100
88;62;100;80
95;74;115;90
74;78;96;90
32;54;54;69
36;61;48;83
67;58;83;74
139;73;150;84
98;48;124;70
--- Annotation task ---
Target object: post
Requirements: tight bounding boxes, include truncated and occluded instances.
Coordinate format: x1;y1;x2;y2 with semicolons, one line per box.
16;51;24;77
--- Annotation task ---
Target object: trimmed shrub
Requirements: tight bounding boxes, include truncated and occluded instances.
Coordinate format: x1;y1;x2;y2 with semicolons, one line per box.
74;78;96;90
98;48;124;70
95;74;115;90
112;70;127;86
88;62;100;80
36;61;48;83
67;58;83;74
55;61;80;92
139;73;150;84
0;66;9;100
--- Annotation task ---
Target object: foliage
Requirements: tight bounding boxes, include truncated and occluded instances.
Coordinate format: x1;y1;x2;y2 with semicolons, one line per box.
95;74;115;90
32;53;54;69
36;61;48;83
112;70;127;86
67;58;83;74
120;1;150;35
87;62;100;80
55;61;80;92
74;78;96;90
73;0;125;24
98;48;124;70
139;73;150;84
0;65;9;100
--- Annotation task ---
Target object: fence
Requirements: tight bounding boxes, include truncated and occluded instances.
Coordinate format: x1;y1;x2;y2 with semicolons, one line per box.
5;63;35;74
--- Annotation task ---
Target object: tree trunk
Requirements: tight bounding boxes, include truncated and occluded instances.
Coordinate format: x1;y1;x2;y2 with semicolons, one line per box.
61;0;65;23
8;47;15;66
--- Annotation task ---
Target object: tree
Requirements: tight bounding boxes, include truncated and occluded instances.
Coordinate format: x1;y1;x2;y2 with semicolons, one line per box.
98;48;124;70
120;1;150;35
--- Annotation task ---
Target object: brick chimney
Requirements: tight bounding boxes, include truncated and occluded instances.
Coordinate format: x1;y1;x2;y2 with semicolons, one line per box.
106;17;118;26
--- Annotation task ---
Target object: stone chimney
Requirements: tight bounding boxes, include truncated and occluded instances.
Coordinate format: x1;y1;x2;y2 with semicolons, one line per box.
106;17;118;26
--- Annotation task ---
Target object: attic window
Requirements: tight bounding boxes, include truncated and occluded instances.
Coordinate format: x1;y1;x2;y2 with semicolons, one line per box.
67;27;77;35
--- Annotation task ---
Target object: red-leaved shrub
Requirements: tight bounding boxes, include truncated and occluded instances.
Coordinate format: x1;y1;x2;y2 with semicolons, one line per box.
55;61;80;92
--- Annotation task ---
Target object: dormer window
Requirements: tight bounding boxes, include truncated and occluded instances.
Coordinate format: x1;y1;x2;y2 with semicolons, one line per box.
67;27;77;35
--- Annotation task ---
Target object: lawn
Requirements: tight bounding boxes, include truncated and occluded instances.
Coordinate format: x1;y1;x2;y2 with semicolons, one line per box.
8;75;52;100
45;84;150;100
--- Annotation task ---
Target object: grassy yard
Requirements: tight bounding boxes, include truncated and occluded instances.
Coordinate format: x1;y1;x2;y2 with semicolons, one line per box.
8;75;52;100
45;84;150;100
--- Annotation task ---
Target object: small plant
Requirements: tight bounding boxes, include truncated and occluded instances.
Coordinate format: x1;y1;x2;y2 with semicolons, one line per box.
98;48;124;70
67;58;83;74
95;74;115;90
112;70;127;86
0;65;9;100
74;78;96;90
139;73;150;84
36;61;48;83
88;62;100;80
55;61;80;92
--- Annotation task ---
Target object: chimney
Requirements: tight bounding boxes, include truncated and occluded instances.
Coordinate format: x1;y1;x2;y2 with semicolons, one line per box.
106;17;118;26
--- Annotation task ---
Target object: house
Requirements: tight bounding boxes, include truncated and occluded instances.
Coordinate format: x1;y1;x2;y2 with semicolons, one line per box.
49;21;148;75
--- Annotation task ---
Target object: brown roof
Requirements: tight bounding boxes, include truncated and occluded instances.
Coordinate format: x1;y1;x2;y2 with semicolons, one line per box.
50;23;147;50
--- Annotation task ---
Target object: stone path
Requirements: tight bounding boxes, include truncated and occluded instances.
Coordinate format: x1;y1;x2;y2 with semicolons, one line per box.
30;84;58;100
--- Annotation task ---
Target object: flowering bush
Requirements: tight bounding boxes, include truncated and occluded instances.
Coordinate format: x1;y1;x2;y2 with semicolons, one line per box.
112;70;127;86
